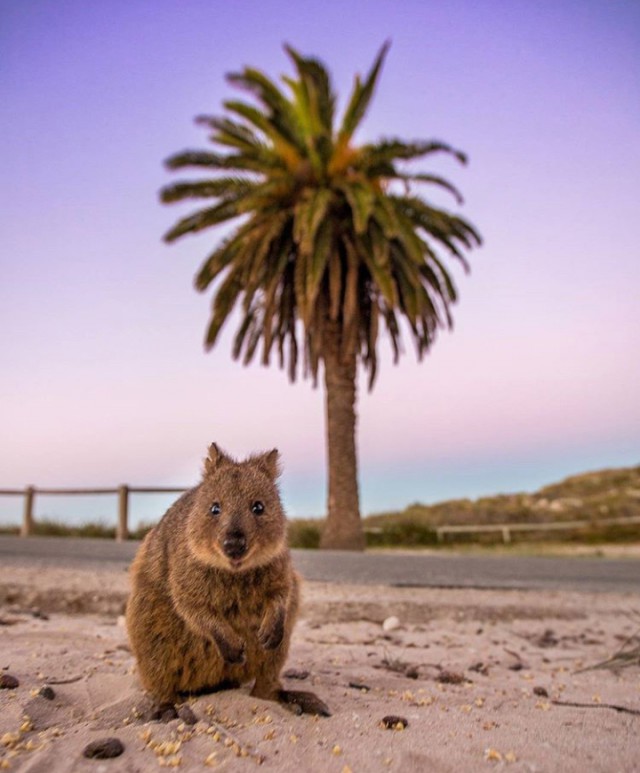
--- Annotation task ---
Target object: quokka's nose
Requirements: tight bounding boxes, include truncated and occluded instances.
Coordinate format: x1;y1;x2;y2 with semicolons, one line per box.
223;530;247;559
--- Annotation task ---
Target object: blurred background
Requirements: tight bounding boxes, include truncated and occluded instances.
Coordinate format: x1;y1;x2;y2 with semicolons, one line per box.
1;0;638;529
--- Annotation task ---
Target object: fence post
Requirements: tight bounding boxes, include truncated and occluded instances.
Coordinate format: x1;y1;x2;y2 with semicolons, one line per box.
21;486;35;537
117;485;129;542
501;526;511;544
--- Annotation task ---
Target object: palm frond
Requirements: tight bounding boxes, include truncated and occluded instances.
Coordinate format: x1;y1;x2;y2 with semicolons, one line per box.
284;45;336;139
162;198;245;243
397;173;464;204
226;66;304;148
337;181;375;235
204;268;244;349
164;148;279;174
159;177;256;203
338;40;390;143
360;139;467;168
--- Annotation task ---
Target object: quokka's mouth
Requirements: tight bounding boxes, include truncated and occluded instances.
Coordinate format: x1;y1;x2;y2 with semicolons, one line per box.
225;548;253;570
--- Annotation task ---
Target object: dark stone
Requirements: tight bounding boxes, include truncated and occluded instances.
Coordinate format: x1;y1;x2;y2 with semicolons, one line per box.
283;668;309;680
535;629;559;648
380;715;408;730
82;738;125;759
278;689;331;717
0;674;19;689
155;704;179;723
348;681;371;692
436;670;466;684
533;686;549;697
39;685;56;700
177;705;197;725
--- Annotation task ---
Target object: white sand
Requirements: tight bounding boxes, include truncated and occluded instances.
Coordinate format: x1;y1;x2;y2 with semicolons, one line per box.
1;566;639;771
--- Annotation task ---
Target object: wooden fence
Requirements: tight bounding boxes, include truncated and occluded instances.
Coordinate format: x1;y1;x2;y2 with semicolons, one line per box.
0;485;187;541
432;515;640;544
1;486;640;544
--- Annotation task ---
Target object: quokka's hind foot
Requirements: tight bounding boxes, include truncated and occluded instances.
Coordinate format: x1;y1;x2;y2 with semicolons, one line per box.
278;689;331;717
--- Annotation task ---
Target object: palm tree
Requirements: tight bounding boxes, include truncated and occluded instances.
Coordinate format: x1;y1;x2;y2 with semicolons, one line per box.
160;43;481;550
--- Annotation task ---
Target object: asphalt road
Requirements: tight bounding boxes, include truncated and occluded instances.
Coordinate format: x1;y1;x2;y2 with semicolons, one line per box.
0;536;638;593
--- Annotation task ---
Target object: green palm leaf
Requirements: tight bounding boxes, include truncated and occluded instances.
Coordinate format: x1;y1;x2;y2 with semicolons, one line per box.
338;40;390;143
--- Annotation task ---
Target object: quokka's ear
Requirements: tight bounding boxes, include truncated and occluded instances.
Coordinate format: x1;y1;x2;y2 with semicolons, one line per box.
252;448;281;479
204;442;232;475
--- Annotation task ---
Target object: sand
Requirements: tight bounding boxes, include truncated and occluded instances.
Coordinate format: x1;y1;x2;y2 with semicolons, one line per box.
1;564;639;772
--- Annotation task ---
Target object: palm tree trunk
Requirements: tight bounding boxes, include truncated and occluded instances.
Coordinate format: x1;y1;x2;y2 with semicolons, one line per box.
320;321;365;550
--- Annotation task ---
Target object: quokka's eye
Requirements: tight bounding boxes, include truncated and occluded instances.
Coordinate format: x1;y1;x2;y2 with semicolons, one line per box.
210;502;221;516
251;501;265;515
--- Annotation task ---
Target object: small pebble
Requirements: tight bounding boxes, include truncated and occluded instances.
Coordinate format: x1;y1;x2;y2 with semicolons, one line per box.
533;686;549;697
283;668;309;680
39;686;56;700
0;674;19;689
177;705;197;725
436;670;466;684
380;715;408;730
382;616;400;632
150;703;178;723
82;738;125;759
348;681;371;692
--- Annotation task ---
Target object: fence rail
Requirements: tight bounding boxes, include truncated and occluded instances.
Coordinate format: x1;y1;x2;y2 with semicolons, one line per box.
1;486;640;544
0;485;189;541
432;515;640;544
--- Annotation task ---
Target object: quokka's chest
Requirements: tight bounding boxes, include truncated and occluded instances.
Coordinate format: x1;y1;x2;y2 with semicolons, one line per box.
207;581;271;627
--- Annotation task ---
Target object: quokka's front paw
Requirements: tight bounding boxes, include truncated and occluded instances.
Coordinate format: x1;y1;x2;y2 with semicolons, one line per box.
214;636;246;665
258;610;285;650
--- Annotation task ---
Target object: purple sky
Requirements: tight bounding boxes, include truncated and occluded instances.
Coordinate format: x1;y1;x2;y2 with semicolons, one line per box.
1;0;639;526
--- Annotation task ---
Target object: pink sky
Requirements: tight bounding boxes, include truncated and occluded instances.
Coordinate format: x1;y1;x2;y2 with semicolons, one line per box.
1;0;638;525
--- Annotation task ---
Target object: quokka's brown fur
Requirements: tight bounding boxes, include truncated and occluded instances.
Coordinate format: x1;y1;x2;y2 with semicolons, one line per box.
126;443;328;715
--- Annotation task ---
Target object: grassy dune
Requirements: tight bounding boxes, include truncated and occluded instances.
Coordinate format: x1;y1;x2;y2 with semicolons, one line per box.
290;464;640;548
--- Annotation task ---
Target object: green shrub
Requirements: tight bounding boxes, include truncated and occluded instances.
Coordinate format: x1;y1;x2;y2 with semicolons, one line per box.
128;521;156;541
366;519;439;547
33;518;116;539
288;519;322;549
